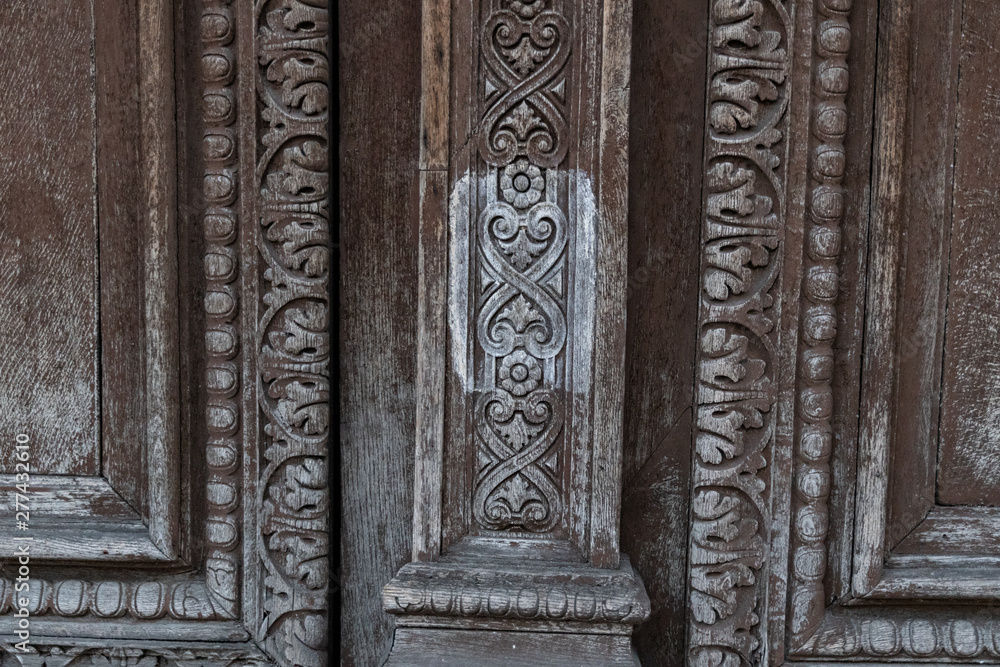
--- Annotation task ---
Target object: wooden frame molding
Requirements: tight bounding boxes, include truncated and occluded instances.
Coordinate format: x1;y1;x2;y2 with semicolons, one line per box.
685;0;854;663
687;0;1000;663
0;0;181;566
0;0;330;664
384;0;646;662
686;0;791;662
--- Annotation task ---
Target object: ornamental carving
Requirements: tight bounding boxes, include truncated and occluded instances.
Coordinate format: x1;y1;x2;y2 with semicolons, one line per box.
788;0;851;651
479;1;570;168
384;560;650;625
202;0;242;619
688;0;789;664
256;0;330;665
472;0;572;535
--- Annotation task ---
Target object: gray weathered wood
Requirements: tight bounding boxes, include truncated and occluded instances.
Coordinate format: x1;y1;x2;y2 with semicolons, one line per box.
339;0;422;663
384;0;644;660
0;0;100;476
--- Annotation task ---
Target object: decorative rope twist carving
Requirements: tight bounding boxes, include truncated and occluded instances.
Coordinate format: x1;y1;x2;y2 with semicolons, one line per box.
471;0;572;535
480;6;570;168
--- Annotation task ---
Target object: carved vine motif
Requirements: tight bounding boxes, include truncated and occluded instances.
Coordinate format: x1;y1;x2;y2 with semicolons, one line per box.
689;0;789;664
202;0;242;619
473;0;571;534
788;0;851;651
0;644;269;667
256;1;330;665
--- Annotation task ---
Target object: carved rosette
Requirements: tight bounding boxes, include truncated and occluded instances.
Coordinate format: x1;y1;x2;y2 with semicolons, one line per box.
688;0;790;664
472;0;572;535
202;0;242;619
255;1;330;665
788;0;851;650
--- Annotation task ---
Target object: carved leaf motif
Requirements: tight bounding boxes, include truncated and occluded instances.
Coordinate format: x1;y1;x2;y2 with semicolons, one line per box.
498;295;543;332
502;101;545;140
257;1;331;661
274;380;329;436
493;411;543;449
264;458;329;587
267;303;329;357
690;490;764;626
507;0;547;19
480;10;570;167
260;2;330;117
505;38;549;75
498;229;547;270
265;141;328;198
690;0;787;661
699;327;766;387
261;49;329;116
709;0;787;134
264;216;330;278
704;162;780;300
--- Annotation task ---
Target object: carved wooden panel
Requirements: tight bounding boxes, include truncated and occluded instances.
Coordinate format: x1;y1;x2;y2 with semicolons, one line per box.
0;0;181;565
382;0;646;661
0;1;330;664
686;0;790;662
686;0;1000;663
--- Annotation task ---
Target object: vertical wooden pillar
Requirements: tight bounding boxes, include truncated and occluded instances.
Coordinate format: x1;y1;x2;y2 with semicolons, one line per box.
383;0;647;663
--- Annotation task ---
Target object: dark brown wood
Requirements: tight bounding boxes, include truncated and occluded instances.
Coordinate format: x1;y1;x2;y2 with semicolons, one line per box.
937;0;1000;508
95;0;146;515
0;0;100;476
0;0;332;662
339;0;422;663
784;0;1000;662
619;0;707;662
884;0;961;546
387;628;638;666
0;0;181;562
381;0;645;661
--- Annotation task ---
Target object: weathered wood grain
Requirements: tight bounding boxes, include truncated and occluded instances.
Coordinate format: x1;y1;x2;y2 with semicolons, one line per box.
386;628;639;666
852;0;912;598
138;0;180;561
825;0;878;610
0;0;100;476
95;0;146;516
894;506;1000;557
339;0;422;663
618;0;706;662
938;0;1000;508
883;0;961;548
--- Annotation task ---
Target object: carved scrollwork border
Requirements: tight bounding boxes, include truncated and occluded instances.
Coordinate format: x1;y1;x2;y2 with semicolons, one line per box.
0;641;270;667
254;0;331;665
0;1;331;664
687;0;791;664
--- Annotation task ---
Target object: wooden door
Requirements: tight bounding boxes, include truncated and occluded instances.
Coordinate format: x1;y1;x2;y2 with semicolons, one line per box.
0;1;332;664
685;0;1000;663
334;0;1000;663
